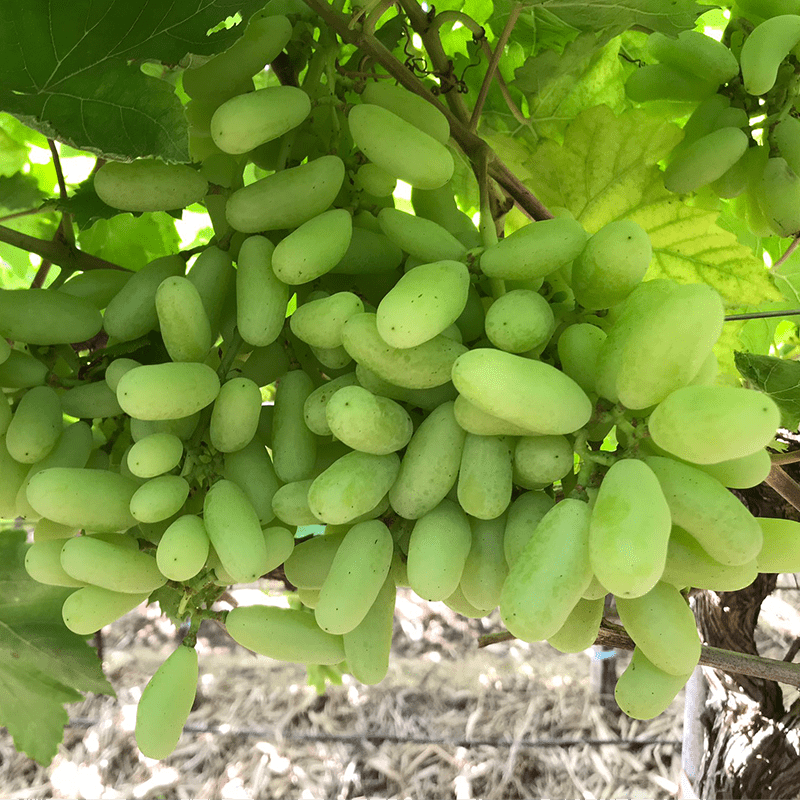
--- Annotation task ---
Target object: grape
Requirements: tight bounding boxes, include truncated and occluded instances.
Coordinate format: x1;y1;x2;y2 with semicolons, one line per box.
0;289;102;346
296;588;320;608
226;155;345;233
376;209;466;264
156;515;210;581
646;31;739;84
60;381;123;419
737;0;800;17
661;526;757;591
645;456;763;566
589;459;672;598
460;514;508;610
105;358;140;393
625;63;717;103
739;15;800;96
307;451;400;524
547;597;604;654
314;520;394;634
354;363;457;409
302;373;359;436
61;586;150;635
117;362;220;421
129;475;190;523
310;344;351;369
6;386;62;464
226;605;346;664
483;290;554;354
361;81;450;144
663;128;749;195
272;369;318;483
407;499;472;601
503;491;555;567
290;292;364;349
355;163;396;197
342;312;467;389
571;221;652;310
480;218;588;281
0;350;48;389
130;413;200;443
237;341;290;388
457;434;513;520
34;519;78;543
582;575;608;600
104;255;186;342
209;377;262;453
271;480;319;526
203;479;270;583
325;385;413;454
389;401;466;519
186;245;234;337
25;540;86;587
616;582;701;676
451;349;592;435
757;157;800;236
284;531;346;589
60;536;167;593
756;517;800;573
57;269;131;310
135;645;198;760
262;526;295;572
614;648;693;721
155;276;213;363
410;184;482;249
348;104;454;190
500;499;593;642
513;435;574;489
127;433;183;479
94;160;208;212
648;385;780;464
223;438;280;525
0;435;29;517
26;468;138;532
773;117;800;176
330;226;404;275
343;574;396;685
0;338;8;366
453;394;538;436
444;584;493;618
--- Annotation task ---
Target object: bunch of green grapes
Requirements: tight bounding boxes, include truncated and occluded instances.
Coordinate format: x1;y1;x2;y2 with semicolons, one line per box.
4;4;797;762
625;2;800;237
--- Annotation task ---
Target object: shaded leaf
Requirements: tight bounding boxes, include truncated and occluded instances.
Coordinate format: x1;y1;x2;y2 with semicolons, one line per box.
58;178;121;231
734;352;800;431
0;172;48;212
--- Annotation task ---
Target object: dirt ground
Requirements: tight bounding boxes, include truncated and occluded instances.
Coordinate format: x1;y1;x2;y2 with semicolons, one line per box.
3;577;800;800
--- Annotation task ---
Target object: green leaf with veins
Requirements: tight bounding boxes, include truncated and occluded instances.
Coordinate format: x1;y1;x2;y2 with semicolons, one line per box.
0;0;267;162
734;352;800;431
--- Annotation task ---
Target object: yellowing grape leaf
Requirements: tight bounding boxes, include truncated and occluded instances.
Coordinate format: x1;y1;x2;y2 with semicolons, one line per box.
526;105;782;307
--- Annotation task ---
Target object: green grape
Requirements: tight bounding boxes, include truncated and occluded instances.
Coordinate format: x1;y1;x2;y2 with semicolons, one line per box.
737;0;800;17
460;514;508;610
732;146;775;237
342;312;467;389
547;597;604;654
589;459;672;599
773;117;800;176
692;448;771;490
513;435;574;489
354;363;457;409
376;261;470;349
272;209;353;286
348;103;454;190
0;395;10;437
6;386;62;464
127;433;183;479
226;155;345;233
646;31;739;85
129;475;189;524
314;520;393;634
290;292;364;349
500;499;593;642
94;160;207;213
571;221;652;310
271;480;319;526
302;373;359;436
307;451;400;524
0;435;33;517
582;575;608;600
343;573;396;685
135;644;198;760
661;526;757;591
444;584;493;618
756;517;800;573
355;163;396;197
33;518;78;542
209;377;262;453
388;401;466;519
25;540;85;587
155;276;213;363
645;456;763;566
235;235;290;347
262;525;295;572
129;414;200;443
186;245;234;338
457;434;513;520
329;227;404;275
453;394;538;436
757;157;800;236
60;381;123;419
296;588;320;608
452;349;592;435
60;536;166;593
117;363;220;421
616;582;701;675
625;63;717;102
26;468;138;532
376;208;466;264
740;15;800;95
503;491;555;568
272;370;318;482
410;184;481;249
310;344;351;369
105;358;140;393
104;255;186;343
664;128;749;195
226;605;346;664
237;341;290;387
407;499;472;601
210;86;310;154
284;531;346;589
62;585;150;635
156;515;210;581
484;290;554;353
57;269;131;310
325;385;413;455
361;81;450;144
615;647;693;720
0;350;48;389
0;289;102;345
480;218;587;281
556;324;606;396
0;338;8;366
648;385;779;464
203;479;270;583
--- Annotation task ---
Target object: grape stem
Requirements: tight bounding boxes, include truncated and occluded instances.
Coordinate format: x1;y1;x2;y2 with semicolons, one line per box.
764;463;800;513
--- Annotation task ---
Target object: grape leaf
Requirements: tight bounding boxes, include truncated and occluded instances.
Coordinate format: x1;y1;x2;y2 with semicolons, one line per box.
0;173;48;212
0;0;267;162
734;352;800;431
0;530;113;765
57;178;121;232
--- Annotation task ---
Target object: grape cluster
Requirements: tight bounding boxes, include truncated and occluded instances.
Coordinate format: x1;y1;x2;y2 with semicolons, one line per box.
625;1;800;237
2;7;795;760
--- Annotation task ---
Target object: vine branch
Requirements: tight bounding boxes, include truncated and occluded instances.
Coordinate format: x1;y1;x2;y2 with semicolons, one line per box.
765;463;800;512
